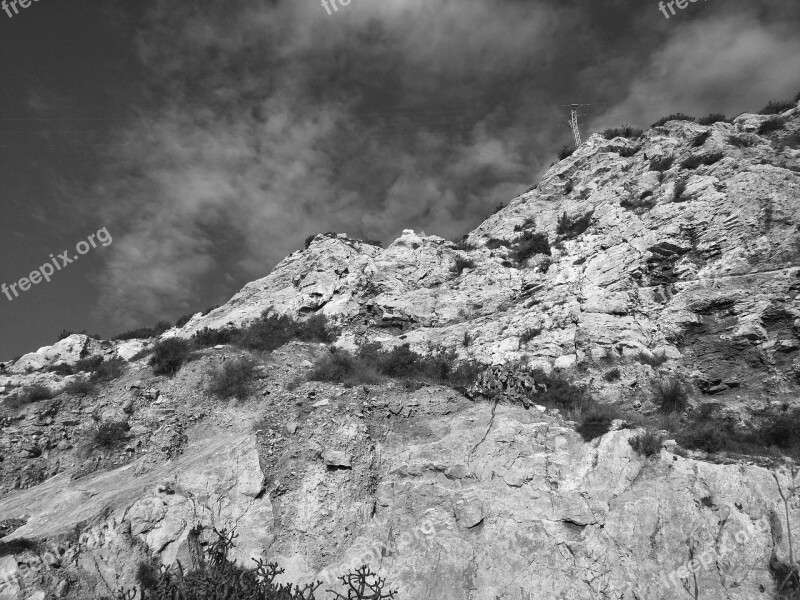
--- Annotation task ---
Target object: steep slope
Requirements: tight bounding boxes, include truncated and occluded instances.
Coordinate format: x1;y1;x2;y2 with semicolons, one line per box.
1;102;800;600
179;105;800;402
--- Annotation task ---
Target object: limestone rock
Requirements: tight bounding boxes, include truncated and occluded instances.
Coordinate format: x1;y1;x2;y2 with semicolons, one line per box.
322;450;351;468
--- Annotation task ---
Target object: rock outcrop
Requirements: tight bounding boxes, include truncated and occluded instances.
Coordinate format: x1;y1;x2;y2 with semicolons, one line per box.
1;101;800;600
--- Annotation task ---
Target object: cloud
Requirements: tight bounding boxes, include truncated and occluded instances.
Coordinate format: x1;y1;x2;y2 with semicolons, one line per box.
592;11;800;129
90;0;800;326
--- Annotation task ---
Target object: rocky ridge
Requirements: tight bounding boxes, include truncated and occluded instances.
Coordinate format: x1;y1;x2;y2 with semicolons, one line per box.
0;102;800;599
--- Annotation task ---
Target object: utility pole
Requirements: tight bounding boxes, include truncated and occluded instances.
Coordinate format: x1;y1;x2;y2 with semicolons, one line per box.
563;104;590;147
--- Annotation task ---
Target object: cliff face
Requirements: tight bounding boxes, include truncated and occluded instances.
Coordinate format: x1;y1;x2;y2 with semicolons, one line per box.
1;102;800;600
180;106;800;397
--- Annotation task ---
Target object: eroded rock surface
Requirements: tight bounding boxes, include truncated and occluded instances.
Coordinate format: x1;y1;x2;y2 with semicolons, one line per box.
1;102;800;599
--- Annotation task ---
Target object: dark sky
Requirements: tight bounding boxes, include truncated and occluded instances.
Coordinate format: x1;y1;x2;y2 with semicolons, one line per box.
1;0;799;360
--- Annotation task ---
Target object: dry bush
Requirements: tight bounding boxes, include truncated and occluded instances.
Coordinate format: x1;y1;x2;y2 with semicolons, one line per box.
150;338;192;376
207;357;257;400
576;405;623;441
629;429;664;457
652;377;689;413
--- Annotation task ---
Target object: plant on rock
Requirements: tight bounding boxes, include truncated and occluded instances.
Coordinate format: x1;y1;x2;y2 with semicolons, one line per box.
653;376;689;413
207;357;257;400
116;528;397;600
629;429;664;457
576;405;622;441
150;338;192;376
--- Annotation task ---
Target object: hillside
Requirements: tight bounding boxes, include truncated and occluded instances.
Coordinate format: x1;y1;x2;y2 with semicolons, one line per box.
1;101;800;600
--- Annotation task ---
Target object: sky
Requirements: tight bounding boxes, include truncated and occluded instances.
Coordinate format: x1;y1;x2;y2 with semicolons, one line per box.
0;0;799;360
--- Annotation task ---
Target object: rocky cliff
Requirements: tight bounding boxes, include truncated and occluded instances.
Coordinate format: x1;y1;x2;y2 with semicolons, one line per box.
1;102;800;600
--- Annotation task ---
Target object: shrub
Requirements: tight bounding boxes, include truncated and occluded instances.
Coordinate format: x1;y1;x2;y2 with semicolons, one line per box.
758;117;786;135
194;312;335;352
513;217;537;232
557;145;575;160
618;145;640;158
452;256;476;275
236;312;332;352
649;155;674;173
5;385;54;409
691;130;711;148
63;378;96;396
304;234;317;249
0;538;40;558
308;351;382;387
759;100;795;115
454;237;478;251
21;385;54;403
576;405;622;441
91;358;125;382
653;377;689;413
113;327;150;341
697;113;730;125
556;211;593;239
48;363;76;376
603;125;644;140
728;134;757;148
135;560;160;591
193;327;236;347
121;528;396;600
309;344;482;393
207;357;257;400
512;231;550;262
370;343;425;379
57;329;100;341
651;114;696;128
491;202;505;215
626;190;657;213
603;367;621;382
93;421;130;448
485;238;511;250
75;356;104;373
629;429;664;457
681;151;724;170
150;338;192;376
533;369;592;411
679;422;731;453
202;305;220;316
677;412;800;457
297;314;334;344
113;320;171;341
760;412;800;449
152;321;172;336
175;313;195;328
519;327;541;345
635;349;668;367
362;239;383;248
